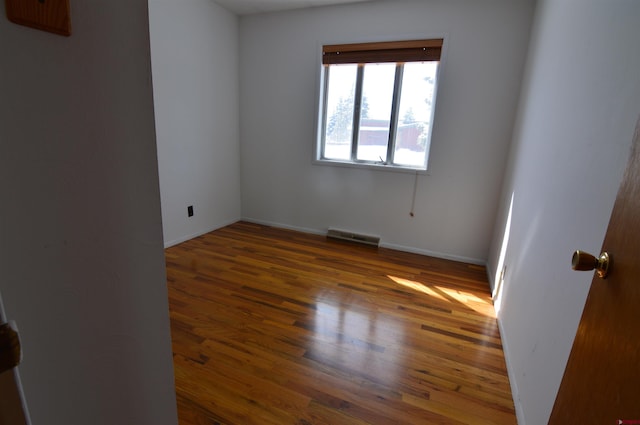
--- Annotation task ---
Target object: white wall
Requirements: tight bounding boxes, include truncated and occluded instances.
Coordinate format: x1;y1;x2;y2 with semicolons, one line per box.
150;0;241;247
487;0;640;423
0;2;178;424
239;0;535;263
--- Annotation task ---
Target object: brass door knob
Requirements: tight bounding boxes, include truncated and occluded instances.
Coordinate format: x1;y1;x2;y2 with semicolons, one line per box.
571;250;611;278
0;322;21;374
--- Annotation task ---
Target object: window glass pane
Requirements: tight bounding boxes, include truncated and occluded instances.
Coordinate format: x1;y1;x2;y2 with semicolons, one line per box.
357;63;395;162
394;62;438;167
323;64;357;160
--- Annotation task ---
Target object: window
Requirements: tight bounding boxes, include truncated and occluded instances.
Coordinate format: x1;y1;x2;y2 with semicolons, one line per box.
316;39;443;171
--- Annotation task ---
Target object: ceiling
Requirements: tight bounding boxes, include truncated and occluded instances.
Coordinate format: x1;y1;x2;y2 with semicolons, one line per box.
213;0;375;15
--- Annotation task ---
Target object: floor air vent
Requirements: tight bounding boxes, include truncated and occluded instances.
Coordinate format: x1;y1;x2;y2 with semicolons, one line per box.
326;228;380;247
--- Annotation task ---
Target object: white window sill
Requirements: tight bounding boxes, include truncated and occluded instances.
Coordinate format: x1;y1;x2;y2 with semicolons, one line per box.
312;158;429;175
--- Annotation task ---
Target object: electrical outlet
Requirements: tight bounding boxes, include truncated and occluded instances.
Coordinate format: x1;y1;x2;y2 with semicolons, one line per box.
188;205;194;217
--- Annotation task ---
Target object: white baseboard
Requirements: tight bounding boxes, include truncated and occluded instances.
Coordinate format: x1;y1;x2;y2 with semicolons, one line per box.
497;317;525;425
241;217;486;266
240;217;326;237
163;218;240;248
380;241;485;266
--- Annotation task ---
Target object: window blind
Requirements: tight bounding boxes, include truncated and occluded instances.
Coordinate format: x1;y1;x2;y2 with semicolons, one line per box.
322;39;443;65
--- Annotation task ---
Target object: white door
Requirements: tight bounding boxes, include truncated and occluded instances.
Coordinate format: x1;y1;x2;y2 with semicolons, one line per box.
0;292;30;425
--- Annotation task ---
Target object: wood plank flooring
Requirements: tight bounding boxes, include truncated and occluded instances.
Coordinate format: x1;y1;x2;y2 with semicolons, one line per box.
165;221;516;425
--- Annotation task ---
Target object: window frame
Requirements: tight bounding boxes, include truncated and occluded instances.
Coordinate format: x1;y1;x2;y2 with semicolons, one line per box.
314;38;445;173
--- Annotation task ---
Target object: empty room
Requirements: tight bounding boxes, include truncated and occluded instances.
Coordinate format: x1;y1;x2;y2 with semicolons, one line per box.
1;1;639;425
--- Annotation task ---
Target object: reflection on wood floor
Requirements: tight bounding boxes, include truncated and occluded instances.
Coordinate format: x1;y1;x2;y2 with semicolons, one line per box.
165;221;516;425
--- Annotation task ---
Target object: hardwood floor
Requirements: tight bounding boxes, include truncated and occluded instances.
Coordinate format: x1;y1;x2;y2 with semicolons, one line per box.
165;221;516;425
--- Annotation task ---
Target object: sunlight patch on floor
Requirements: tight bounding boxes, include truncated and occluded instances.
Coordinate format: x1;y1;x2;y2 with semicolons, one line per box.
387;275;495;317
388;275;448;301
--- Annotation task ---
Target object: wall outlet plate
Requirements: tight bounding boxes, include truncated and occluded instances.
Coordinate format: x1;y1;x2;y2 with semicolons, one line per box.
5;0;72;36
